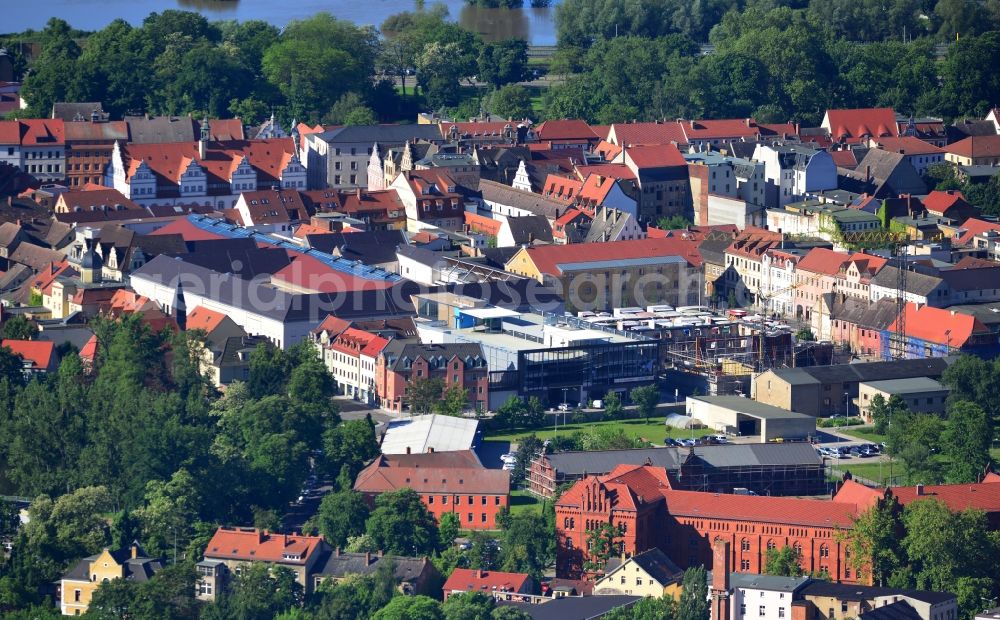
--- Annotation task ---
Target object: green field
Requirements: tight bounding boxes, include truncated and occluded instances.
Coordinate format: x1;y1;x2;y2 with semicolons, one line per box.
509;490;544;516
829;460;900;485
484;416;713;444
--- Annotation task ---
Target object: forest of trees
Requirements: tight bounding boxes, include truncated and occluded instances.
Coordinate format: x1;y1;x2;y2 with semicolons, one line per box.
4;1;1000;130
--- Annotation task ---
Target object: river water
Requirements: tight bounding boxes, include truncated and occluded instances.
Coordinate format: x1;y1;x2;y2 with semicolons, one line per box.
2;0;558;45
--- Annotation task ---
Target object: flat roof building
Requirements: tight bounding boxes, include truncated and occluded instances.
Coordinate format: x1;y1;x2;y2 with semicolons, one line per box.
686;395;817;442
379;414;481;455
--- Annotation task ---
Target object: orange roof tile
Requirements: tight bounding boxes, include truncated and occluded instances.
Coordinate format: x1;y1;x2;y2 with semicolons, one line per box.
1;339;55;370
955;218;1000;245
944;135;1000;159
887;303;989;347
893;482;1000;513
121;138;297;187
204;527;324;564
464;211;503;236
186;306;228;333
825;108;899;141
797;248;854;276
536;119;598;141
444;568;531;594
624;144;687;169
662;488;859;528
922;190;972;216
610;122;687;147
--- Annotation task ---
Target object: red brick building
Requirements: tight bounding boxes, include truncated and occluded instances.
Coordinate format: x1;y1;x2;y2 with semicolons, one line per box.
354;451;510;530
556;466;1000;582
375;342;489;414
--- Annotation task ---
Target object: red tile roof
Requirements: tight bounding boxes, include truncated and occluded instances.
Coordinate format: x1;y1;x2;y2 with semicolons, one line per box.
893;482;1000;513
887;303;989;347
663;488;860;528
444;568;531;595
522;237;703;275
204;527;324;565
609;122;686;147
1;339;55;370
623;144;686;169
796;248;854;276
536;119;598;141
104;289;156;315
944;135;1000;158
922;190;971;217
594;140;623;161
954;218;1000;245
825;108;899;141
0;119;65;146
57;188;142;213
79;334;98;365
681;118;761;141
543;174;584;205
354;462;511;495
871;136;944;156
651;224;740;242
830;150;860;168
186;306;228;333
120;138;297;187
464;211;503;236
832;479;884;510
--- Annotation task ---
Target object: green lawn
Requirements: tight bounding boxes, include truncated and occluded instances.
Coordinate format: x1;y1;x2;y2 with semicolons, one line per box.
484;416;713;444
509;490;543;516
838;426;888;444
829;460;901;486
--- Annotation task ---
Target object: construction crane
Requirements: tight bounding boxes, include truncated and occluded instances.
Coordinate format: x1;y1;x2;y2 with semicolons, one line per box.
838;229;911;360
756;282;802;318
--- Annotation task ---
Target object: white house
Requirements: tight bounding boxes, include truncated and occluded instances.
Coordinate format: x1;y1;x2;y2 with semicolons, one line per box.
106;132;306;209
753;144;837;209
726;574;811;620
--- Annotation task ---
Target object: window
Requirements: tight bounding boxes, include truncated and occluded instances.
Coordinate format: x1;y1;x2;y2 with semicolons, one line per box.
779;608;786;618
467;513;473;522
760;606;766;617
741;605;746;616
481;513;487;523
442;496;448;504
566;538;573;549
742;538;750;551
74;590;82;602
741;559;750;570
428;495;434;504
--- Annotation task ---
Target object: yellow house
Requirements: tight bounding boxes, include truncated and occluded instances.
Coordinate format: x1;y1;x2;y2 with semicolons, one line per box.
59;543;163;615
593;548;684;598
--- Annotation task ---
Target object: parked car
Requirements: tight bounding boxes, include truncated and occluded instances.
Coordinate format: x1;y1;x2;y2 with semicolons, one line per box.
664;438;682;447
831;447;851;459
710;434;728;444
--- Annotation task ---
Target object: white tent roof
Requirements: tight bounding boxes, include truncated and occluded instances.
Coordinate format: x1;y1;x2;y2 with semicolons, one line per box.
380;414;480;454
665;413;694;429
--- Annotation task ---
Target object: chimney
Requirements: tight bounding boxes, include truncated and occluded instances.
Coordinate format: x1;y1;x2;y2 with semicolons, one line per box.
427;446;435;453
365;551;371;564
130;543;140;559
335;547;341;556
711;538;732;620
406;446;411;454
866;166;872;183
475;569;483;578
356;187;362;199
916;483;924;496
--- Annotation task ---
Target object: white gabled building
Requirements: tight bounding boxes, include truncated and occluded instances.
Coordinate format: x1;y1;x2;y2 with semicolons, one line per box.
106;129;306;209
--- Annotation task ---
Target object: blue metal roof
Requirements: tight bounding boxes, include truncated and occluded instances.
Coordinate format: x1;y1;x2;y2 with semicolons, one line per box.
185;215;402;283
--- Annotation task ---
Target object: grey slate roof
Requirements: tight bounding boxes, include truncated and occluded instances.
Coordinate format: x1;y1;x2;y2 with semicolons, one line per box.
617;548;682;584
477;179;564;219
799;581;956;605
860;601;924;620
62;545;163;583
313;551;432;583
395;244;445;267
167;247;292;280
838;150;927;197
506;214;554;245
306;230;408;266
728;573;811;593
769;358;951;386
498;595;640;620
543;442;821;476
869;265;943;296
384;341;486;372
